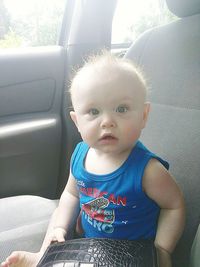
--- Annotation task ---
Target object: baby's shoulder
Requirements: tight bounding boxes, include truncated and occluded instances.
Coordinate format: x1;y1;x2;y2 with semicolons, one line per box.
142;158;183;209
142;158;173;191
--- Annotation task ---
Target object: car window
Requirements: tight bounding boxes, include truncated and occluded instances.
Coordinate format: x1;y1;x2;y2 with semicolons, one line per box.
112;0;177;52
0;0;67;49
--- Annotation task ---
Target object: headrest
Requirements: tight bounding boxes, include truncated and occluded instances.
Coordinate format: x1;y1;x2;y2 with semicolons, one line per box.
166;0;200;17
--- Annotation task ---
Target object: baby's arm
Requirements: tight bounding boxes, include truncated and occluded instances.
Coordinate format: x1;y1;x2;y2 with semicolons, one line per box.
47;172;80;244
143;159;185;267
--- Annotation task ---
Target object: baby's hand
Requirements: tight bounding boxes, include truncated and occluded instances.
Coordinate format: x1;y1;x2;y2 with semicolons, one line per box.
50;227;66;243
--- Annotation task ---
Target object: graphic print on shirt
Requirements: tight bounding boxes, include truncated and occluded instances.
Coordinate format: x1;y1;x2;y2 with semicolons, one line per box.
78;185;127;235
82;196;115;234
82;197;115;223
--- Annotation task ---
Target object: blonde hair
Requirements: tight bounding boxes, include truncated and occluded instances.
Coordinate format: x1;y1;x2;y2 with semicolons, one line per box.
69;51;148;103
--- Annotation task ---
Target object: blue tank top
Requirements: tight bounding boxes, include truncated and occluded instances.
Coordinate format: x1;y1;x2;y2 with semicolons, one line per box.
71;141;169;240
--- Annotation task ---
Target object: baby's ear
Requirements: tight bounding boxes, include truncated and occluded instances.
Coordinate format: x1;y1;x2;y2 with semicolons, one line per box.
142;102;150;129
70;111;79;130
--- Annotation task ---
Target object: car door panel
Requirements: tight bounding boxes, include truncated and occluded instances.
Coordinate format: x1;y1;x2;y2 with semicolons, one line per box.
0;46;66;199
0;79;55;116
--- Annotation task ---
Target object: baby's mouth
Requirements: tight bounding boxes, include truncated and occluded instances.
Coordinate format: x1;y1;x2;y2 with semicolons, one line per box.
99;134;117;141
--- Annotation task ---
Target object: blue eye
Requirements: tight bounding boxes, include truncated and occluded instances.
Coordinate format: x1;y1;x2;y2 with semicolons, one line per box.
89;108;99;115
116;105;128;113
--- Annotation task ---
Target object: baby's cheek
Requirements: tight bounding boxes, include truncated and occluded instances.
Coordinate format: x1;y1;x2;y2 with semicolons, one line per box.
124;125;141;142
81;126;97;144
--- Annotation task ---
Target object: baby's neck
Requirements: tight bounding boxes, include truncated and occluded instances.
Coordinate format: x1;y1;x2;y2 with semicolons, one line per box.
84;147;132;175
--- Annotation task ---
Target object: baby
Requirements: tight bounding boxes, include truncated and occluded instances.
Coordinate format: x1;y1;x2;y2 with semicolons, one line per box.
1;52;185;267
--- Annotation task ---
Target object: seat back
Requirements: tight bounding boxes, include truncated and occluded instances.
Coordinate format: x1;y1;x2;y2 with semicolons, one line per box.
125;1;200;266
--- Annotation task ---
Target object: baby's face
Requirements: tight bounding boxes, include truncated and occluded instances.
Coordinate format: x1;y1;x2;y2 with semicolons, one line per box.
70;69;149;155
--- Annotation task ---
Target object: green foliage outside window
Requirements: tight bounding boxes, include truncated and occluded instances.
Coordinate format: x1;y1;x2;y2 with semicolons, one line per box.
112;0;177;45
0;0;65;49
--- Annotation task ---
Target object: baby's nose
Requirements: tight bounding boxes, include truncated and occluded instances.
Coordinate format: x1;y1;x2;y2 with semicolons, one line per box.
100;114;116;128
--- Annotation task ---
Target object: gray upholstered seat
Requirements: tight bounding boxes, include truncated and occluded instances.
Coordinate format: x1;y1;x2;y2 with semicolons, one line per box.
125;0;200;266
190;224;200;267
0;196;58;262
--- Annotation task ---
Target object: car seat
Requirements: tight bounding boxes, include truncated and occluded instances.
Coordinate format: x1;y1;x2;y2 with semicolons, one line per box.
125;0;200;266
0;196;58;262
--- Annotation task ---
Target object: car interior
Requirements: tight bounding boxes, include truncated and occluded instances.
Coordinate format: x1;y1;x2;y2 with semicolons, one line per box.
0;0;199;266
